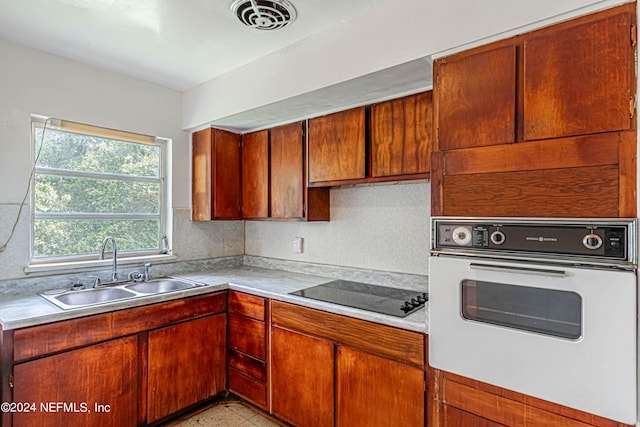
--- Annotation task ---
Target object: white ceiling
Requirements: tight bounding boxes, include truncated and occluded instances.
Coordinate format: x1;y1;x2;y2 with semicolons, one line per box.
0;0;393;91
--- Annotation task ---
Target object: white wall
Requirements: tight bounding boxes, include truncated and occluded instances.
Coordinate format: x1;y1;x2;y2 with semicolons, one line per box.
183;0;630;129
0;40;243;281
245;182;430;275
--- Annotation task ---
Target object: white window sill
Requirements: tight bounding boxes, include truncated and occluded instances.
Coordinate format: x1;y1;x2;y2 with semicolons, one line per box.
24;254;178;276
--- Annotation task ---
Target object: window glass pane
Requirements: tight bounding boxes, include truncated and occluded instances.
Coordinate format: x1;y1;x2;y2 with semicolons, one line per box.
34;219;160;258
461;280;582;339
32;121;164;260
34;127;159;177
35;175;160;214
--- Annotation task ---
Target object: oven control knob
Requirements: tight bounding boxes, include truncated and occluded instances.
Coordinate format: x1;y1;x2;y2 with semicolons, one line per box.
583;234;603;250
452;226;472;246
490;230;506;245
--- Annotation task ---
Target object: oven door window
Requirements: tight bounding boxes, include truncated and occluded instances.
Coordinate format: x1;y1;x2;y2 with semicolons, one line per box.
461;280;582;339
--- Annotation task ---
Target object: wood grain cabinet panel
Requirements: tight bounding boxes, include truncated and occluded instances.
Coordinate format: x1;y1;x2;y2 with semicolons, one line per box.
229;350;266;382
442;165;619;218
242;130;269;219
147;313;226;423
336;346;424;427
270;122;305;219
229;290;266;320
434;45;517;150
228;313;265;360
308;107;366;183
228;369;267;409
523;10;633;140
430;370;634;427
12;336;138;427
431;4;637;219
371;91;433;177
271;326;334;427
227;291;269;411
271;300;424;367
192;127;241;220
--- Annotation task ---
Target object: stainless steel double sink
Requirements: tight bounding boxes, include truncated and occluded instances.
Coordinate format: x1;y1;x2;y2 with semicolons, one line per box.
40;277;204;310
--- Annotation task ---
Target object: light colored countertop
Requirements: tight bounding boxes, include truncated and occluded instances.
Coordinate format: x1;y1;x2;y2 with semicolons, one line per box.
0;266;427;333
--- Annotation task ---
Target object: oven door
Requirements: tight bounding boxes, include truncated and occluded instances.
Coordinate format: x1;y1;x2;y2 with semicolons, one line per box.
428;255;637;424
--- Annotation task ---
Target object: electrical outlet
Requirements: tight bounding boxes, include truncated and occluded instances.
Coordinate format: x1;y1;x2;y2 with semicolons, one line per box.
293;237;303;254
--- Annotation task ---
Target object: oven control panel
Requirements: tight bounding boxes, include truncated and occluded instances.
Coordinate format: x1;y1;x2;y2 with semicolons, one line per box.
433;218;634;263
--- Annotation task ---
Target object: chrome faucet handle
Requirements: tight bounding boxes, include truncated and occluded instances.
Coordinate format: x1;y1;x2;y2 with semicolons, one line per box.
128;271;144;282
88;276;101;288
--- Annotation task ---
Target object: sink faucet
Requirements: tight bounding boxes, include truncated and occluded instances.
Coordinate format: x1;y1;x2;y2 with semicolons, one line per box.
99;237;118;282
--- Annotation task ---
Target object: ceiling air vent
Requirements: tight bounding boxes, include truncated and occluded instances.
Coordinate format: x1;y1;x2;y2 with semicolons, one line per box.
231;0;297;30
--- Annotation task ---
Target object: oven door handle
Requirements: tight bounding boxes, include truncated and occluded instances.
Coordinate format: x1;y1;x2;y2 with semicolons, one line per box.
469;263;566;278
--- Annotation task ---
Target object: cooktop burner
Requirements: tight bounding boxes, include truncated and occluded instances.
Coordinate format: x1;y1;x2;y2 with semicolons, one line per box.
290;280;428;318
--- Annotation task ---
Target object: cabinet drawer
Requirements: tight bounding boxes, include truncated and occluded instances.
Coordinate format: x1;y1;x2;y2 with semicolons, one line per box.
272;300;424;367
229;369;267;409
229;349;266;382
229;291;266;320
228;313;266;360
13;292;227;361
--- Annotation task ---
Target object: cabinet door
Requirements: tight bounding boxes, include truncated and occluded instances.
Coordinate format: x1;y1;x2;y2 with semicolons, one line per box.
242;130;269;219
270;122;304;218
192;128;213;221
213;129;242;219
336;346;424;427
228;313;265;360
435;45;516;150
271;327;334;427
523;10;632;141
371;91;433;177
192;128;242;220
308;107;366;183
147;314;226;422
13;336;138;427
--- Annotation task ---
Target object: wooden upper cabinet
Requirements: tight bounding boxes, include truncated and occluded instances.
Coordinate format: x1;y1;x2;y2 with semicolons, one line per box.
434;45;517;150
192;129;213;221
308;107;366;183
523;9;633;141
192;127;241;221
370;91;433;177
242;130;269;219
270;122;305;219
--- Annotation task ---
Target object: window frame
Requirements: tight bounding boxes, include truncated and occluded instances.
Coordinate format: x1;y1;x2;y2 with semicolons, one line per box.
29;116;171;265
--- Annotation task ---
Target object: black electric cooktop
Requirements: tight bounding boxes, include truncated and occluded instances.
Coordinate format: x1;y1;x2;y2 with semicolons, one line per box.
290;280;428;318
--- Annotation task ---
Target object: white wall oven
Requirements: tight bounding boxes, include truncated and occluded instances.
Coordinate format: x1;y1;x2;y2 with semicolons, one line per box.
429;217;637;424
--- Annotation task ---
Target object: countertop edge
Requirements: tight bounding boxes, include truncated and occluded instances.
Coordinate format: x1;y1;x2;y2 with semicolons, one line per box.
0;267;428;333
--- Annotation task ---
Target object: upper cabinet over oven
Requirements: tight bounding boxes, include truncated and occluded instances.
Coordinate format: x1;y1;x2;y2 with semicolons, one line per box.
431;3;637;218
435;45;517;151
434;5;635;152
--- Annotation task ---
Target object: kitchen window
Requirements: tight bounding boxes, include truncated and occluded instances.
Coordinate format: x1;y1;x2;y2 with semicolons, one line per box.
31;117;169;263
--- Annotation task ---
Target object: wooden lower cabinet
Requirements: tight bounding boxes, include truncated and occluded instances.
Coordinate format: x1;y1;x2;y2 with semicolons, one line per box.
2;292;228;427
147;313;226;423
430;370;634;427
12;336;138;427
271;326;334;427
336;346;425;427
227;291;269;410
270;301;426;427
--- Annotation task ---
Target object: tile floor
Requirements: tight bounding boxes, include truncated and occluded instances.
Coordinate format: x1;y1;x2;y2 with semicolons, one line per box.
162;399;286;427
